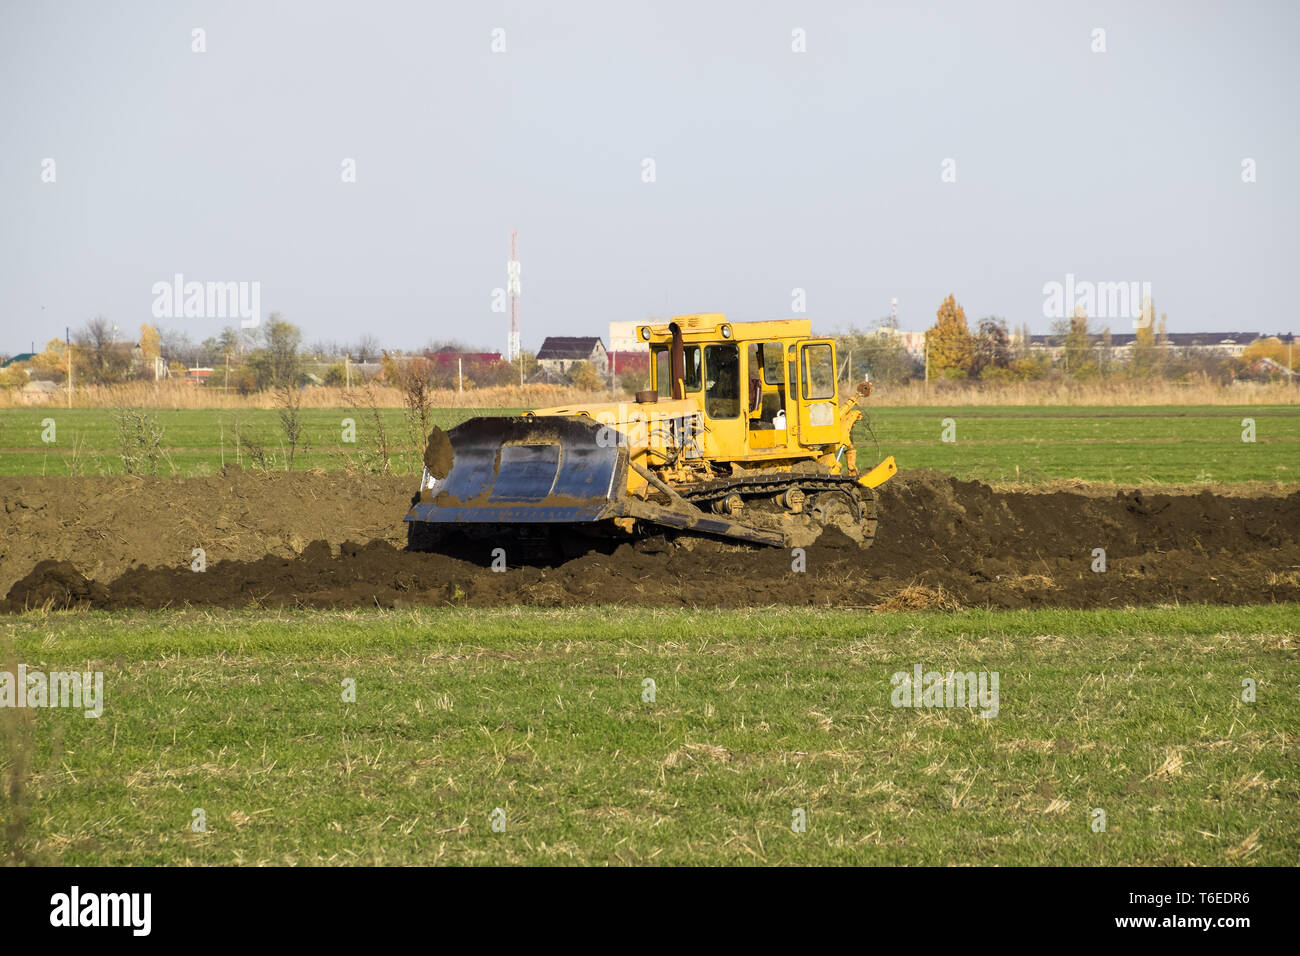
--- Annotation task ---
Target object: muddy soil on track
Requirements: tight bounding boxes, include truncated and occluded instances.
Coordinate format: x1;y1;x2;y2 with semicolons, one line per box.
2;469;1297;611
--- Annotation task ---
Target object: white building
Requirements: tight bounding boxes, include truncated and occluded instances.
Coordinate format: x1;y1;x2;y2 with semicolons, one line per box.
875;327;926;359
608;321;650;353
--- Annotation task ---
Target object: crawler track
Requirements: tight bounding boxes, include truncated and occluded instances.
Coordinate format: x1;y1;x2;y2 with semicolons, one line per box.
670;470;878;546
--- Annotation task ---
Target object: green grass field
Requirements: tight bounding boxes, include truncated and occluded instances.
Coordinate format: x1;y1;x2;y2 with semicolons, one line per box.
0;403;1296;484
0;407;510;478
4;403;1296;867
863;404;1300;485
2;605;1295;866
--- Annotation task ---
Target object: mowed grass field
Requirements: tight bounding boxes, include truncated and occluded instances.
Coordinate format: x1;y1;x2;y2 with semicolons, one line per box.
0;402;1297;484
0;407;510;478
864;404;1300;486
1;605;1295;866
3;402;1296;866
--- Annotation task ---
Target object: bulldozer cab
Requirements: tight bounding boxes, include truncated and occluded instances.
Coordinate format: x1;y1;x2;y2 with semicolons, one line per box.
643;315;840;463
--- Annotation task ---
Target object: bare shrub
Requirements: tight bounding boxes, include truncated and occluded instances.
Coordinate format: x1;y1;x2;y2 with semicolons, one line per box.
276;384;308;471
344;385;391;474
111;407;165;475
402;374;435;475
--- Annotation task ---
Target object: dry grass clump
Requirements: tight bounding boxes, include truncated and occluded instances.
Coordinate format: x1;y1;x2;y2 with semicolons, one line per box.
1010;573;1059;591
873;583;961;612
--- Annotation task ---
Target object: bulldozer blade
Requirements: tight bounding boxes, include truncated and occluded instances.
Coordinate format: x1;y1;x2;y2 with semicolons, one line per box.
405;416;624;525
405;414;790;548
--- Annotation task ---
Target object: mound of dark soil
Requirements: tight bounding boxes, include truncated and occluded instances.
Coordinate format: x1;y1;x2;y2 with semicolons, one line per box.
5;560;109;611
2;471;1297;611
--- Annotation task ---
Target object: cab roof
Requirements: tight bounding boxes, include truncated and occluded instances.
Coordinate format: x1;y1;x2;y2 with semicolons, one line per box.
638;315;813;344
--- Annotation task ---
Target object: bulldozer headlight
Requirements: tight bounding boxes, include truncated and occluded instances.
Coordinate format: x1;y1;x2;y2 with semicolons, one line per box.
639;326;651;341
720;324;732;339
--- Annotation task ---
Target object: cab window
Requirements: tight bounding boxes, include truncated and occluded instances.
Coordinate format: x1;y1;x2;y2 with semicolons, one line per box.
682;346;701;391
704;344;740;418
652;345;703;396
761;343;784;385
653;347;671;397
802;343;835;400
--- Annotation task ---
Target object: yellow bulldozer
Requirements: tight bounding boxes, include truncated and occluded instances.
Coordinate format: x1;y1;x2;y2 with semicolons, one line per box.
406;314;896;550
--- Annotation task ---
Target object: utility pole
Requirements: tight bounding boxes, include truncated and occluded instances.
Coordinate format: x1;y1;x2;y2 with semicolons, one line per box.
458;356;463;394
507;230;521;363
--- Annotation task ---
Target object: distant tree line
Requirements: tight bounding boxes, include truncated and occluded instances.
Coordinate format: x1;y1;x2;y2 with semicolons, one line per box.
4;305;1292;394
834;295;1295;388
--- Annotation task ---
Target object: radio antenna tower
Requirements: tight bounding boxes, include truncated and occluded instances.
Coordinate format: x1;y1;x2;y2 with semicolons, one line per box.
507;230;521;362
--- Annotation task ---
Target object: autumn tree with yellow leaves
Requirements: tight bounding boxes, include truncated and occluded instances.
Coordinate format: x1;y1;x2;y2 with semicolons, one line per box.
139;323;162;373
1242;337;1294;370
925;295;974;379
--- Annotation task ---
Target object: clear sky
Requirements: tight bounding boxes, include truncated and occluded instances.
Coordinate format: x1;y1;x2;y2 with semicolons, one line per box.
2;0;1295;355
